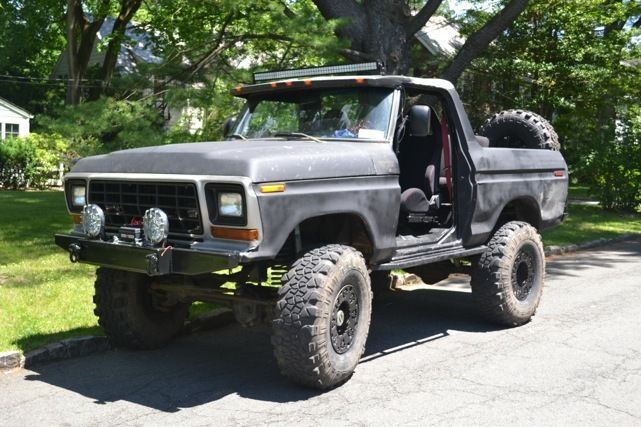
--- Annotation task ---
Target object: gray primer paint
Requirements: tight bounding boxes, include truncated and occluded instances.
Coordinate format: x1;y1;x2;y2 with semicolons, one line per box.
461;143;567;247
64;76;568;269
72;139;399;182
247;175;400;264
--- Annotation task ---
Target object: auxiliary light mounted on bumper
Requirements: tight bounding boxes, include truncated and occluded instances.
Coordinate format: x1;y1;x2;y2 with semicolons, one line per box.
56;206;240;276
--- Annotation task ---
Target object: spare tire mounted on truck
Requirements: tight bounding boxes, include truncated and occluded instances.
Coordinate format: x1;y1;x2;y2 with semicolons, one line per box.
479;110;561;151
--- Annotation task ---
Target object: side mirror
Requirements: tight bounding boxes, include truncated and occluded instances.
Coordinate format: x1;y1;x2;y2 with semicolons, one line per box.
408;105;432;137
223;116;237;137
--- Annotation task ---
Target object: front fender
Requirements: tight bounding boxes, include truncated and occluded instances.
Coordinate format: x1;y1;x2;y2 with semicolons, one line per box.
245;176;400;264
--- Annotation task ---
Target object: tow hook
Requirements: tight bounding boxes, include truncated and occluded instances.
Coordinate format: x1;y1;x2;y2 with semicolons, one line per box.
146;253;159;275
146;247;172;276
68;243;82;263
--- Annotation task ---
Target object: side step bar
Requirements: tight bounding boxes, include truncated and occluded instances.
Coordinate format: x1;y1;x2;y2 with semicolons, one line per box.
373;245;487;271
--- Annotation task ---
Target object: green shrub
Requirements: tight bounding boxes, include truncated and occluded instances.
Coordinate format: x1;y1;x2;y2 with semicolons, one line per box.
0;133;68;189
26;133;69;188
0;138;37;189
584;107;641;212
38;97;167;156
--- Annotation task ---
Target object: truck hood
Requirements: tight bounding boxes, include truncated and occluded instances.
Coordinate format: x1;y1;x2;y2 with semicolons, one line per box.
71;139;399;182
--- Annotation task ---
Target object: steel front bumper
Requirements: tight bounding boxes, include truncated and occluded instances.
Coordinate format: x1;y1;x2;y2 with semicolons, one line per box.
54;234;240;276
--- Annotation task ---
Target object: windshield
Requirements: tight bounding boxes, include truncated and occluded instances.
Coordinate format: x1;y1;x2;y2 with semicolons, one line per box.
234;87;395;141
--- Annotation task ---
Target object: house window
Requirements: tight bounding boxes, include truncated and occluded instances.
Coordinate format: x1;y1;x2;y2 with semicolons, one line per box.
5;123;19;139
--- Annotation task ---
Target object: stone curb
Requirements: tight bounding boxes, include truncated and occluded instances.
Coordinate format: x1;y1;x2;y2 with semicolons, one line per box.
0;308;236;372
0;351;25;370
24;336;112;368
544;233;640;257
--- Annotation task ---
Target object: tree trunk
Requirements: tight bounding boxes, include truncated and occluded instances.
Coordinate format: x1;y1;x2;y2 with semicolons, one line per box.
89;0;142;100
66;0;81;105
439;0;528;84
65;0;141;104
361;1;413;74
65;0;107;104
312;0;524;79
312;0;444;74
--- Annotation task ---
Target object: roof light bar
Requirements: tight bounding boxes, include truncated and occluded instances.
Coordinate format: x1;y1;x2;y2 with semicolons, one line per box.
253;62;384;83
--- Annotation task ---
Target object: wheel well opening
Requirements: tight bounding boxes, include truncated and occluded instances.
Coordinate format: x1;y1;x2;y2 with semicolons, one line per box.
497;198;542;229
276;213;374;263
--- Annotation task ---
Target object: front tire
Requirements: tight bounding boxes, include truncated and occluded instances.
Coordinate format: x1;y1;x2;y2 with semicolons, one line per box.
471;222;545;326
94;268;190;349
271;245;372;389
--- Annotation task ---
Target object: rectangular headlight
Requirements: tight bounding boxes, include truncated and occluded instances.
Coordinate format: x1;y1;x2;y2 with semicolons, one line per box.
205;183;247;226
218;192;243;217
65;180;87;213
72;185;86;207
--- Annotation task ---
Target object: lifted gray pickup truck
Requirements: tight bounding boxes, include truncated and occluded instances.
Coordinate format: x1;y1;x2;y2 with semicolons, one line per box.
56;62;568;389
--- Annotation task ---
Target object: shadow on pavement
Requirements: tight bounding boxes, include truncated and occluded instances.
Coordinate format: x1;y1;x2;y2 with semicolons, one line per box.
545;238;641;278
22;286;495;411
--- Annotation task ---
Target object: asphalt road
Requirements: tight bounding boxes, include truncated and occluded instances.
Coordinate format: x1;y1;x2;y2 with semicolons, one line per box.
2;238;641;426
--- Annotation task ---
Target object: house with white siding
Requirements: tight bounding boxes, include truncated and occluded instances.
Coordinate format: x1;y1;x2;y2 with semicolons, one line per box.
0;96;32;140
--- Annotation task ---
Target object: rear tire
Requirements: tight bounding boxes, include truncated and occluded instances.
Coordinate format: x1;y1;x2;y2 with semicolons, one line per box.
94;268;190;349
271;245;372;389
471;222;545;326
479;110;560;151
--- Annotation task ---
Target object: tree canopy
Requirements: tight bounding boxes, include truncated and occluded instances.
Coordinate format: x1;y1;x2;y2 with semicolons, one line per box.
0;0;640;208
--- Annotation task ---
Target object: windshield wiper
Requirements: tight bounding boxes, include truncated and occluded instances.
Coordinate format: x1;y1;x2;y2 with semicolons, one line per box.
274;132;324;144
229;133;247;140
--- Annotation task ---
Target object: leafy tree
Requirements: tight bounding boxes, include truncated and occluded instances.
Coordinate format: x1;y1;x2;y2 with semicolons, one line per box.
310;0;528;80
39;97;167;155
586;105;641;211
464;1;639;143
456;0;641;210
0;0;66;112
65;0;142;104
135;0;344;140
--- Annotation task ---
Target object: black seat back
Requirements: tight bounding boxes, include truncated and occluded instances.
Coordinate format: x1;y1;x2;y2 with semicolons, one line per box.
398;105;442;197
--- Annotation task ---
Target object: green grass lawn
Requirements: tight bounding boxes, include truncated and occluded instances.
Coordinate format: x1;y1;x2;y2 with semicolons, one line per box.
0;191;216;353
0;191;100;352
568;185;592;200
541;204;641;247
0;191;640;352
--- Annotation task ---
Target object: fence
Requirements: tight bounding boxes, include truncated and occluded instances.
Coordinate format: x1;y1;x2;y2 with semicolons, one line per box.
48;162;65;187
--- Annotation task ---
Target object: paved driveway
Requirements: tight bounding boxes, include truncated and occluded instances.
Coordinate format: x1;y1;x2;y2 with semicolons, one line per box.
2;239;641;426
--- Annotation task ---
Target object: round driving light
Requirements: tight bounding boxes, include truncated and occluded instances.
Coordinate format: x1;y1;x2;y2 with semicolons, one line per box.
143;208;169;245
81;204;105;238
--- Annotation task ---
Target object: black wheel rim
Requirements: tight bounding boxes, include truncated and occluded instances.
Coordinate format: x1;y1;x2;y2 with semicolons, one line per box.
512;245;537;301
330;284;360;354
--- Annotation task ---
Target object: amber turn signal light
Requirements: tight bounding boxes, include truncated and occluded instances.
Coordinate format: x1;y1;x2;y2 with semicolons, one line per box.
71;214;81;224
259;183;286;193
211;226;259;241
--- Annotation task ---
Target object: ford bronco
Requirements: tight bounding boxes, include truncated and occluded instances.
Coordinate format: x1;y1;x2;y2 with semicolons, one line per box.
55;62;568;389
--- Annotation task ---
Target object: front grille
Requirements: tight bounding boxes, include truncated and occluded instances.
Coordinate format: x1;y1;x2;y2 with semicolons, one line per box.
88;181;203;238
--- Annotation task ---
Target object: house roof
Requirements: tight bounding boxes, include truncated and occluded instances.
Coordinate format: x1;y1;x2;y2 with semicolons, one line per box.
414;15;465;57
0;96;33;119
